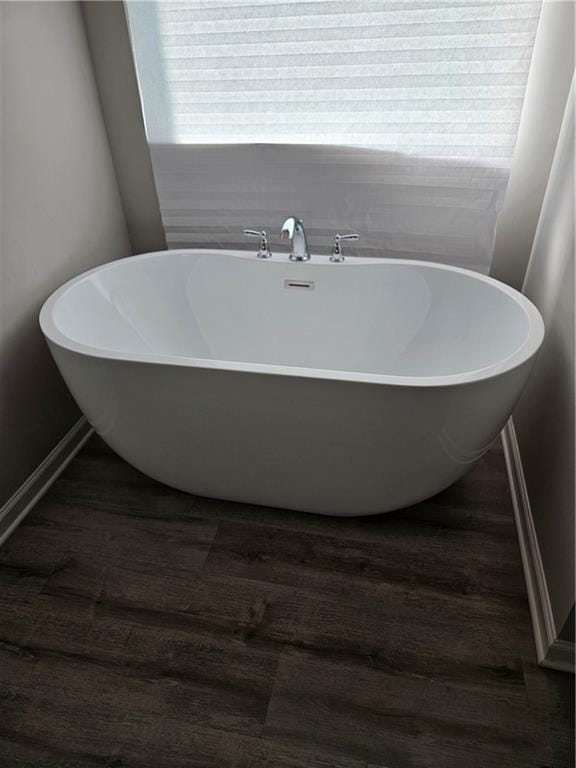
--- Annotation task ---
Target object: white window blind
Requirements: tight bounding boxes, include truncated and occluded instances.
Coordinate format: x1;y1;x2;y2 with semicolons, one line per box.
126;0;541;271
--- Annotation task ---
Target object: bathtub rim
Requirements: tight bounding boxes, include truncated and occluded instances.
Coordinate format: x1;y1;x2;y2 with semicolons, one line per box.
39;249;545;389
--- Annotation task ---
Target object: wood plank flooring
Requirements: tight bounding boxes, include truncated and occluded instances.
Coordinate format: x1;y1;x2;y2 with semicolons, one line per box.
0;436;573;768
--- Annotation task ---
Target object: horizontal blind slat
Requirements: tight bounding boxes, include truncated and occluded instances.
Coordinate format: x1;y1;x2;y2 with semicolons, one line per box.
164;59;533;77
159;24;538;45
158;19;539;38
156;4;540;29
162;44;535;63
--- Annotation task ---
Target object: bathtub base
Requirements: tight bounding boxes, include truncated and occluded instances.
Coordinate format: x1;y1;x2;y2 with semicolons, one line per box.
113;467;472;517
49;347;533;518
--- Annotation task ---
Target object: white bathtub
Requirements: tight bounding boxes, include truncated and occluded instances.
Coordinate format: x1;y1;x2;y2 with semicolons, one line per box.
40;250;544;516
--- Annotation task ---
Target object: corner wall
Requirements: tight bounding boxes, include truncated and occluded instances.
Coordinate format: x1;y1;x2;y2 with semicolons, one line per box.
80;1;166;255
514;80;575;652
0;1;131;506
491;0;575;289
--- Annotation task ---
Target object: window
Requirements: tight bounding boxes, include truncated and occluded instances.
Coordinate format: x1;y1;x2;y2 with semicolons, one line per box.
126;0;542;271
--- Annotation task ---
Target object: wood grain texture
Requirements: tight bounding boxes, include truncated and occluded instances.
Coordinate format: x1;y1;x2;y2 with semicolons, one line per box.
0;436;573;768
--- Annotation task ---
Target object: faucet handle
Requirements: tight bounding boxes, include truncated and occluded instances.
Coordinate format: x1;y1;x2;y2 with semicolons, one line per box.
330;233;359;263
243;229;272;259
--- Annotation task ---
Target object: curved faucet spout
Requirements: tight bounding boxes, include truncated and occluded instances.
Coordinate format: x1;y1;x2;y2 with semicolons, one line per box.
281;216;310;262
280;217;295;239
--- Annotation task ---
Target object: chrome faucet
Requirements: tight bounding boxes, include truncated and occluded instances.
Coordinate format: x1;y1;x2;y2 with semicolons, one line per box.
281;216;310;262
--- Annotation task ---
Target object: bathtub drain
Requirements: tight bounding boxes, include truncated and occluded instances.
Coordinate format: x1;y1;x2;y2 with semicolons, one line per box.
284;279;315;290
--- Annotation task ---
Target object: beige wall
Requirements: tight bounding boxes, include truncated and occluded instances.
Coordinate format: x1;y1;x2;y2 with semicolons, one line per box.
514;81;575;635
491;0;575;289
81;1;166;255
0;1;131;505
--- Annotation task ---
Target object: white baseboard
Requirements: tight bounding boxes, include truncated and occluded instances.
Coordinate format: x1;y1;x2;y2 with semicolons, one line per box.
0;417;93;547
502;419;575;674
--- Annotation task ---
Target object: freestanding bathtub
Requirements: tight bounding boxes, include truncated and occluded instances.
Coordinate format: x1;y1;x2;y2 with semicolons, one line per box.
40;250;544;516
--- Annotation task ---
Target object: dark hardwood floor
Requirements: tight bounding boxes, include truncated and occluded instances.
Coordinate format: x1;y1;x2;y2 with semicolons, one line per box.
0;436;573;768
